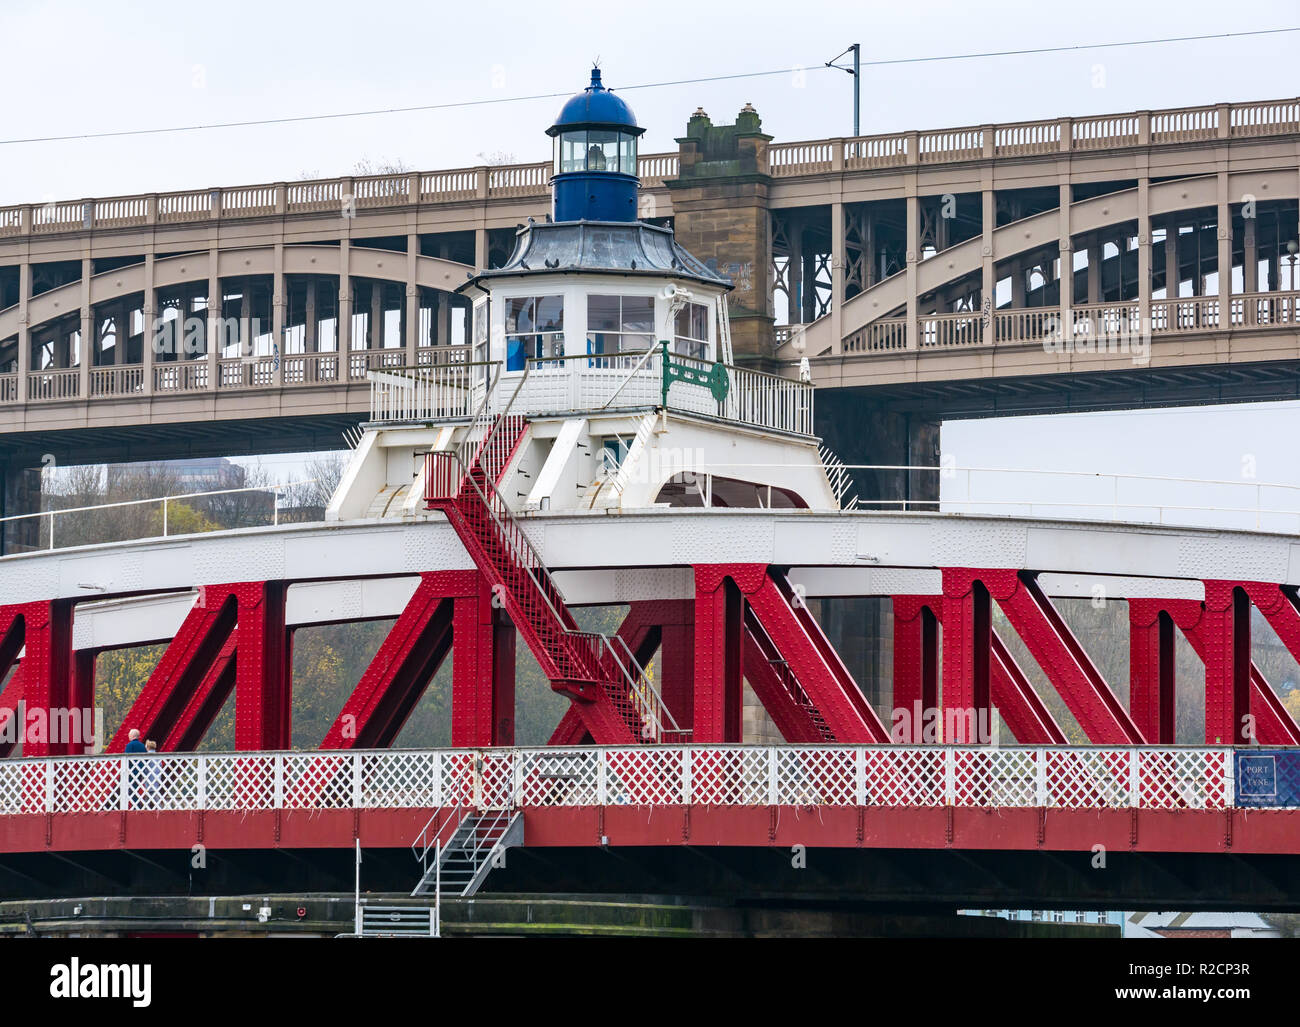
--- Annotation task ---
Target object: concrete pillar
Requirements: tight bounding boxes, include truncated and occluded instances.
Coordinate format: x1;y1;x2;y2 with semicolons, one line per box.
1138;178;1152;335
206;255;220;388
436;291;453;348
474;228;488;271
1086;237;1103;303
305;279;318;353
1058;182;1072;339
1216;171;1231;326
1243;213;1258;294
664;106;774;366
1;464;42;555
78;256;92;399
406;233;419;365
1010;254;1026;307
905;192;919;349
141;253;155;394
16;261;29;402
1164;222;1179;298
830;200;844;355
338;239;351;366
272;242;285;386
980;176;994;328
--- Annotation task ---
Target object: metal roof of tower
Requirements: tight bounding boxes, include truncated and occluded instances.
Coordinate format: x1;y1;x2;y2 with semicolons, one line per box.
546;67;644;136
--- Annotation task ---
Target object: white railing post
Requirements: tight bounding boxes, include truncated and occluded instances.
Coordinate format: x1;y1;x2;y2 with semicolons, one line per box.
597;750;608;806
44;759;55;813
432;752;442;808
352;752;363;809
1035;748;1048;806
1223;748;1235;808
681;748;691;804
196;755;207;809
855;747;867;805
767;748;779;806
273;754;284;809
944;747;956;804
1129;750;1141;807
119;756;130;811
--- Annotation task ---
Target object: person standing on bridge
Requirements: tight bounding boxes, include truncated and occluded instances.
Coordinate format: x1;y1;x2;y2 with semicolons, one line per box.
125;729;147;808
144;739;162;809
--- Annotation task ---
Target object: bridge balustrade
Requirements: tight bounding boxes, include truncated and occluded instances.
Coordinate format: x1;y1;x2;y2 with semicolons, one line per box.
0;745;1248;815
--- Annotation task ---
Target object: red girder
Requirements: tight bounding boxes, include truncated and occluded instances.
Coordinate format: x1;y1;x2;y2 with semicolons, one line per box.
698;565;890;744
0;599;77;757
742;607;829;743
1134;587;1300;746
945;569;1145;744
321;572;466;749
0;663;23;758
107;583;290;752
893;596;1065;745
165;638;237;751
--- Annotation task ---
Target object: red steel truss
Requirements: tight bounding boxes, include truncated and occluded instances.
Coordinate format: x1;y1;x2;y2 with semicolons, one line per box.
3;564;1300;754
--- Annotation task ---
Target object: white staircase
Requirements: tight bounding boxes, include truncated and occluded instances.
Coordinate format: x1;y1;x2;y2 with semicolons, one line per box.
410;806;524;899
583;412;657;509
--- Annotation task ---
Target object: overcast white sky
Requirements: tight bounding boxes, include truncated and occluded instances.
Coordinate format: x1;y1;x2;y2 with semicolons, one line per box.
4;0;1300;524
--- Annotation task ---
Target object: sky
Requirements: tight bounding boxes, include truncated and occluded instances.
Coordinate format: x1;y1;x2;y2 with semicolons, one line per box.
4;0;1300;525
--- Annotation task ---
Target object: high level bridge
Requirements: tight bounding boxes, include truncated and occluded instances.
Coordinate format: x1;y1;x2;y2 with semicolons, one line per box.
1;96;1298;481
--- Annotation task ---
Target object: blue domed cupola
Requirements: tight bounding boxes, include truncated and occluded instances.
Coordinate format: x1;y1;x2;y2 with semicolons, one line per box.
547;67;644;223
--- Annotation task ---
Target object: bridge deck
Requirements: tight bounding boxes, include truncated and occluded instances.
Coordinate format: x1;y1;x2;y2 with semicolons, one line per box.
1;745;1297;858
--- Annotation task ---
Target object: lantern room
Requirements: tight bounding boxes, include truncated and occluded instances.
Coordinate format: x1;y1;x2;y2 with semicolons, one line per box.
546;67;644;223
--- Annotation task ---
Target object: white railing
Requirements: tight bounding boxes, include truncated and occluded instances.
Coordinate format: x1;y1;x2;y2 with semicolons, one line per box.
0;480;319;551
828;290;1300;357
26;368;80;401
459;350;815;437
153;360;210;393
0;745;1240;815
89;365;145;397
368;363;489;421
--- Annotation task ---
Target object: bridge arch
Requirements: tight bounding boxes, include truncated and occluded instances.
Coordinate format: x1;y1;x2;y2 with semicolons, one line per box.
795;170;1300;355
0;246;474;339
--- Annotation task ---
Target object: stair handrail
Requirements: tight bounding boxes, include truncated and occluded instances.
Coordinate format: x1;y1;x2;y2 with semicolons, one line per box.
411;804;467;874
606;632;687;741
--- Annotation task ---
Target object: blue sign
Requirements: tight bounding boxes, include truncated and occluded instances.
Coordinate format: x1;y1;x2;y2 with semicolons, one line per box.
1235;751;1300;807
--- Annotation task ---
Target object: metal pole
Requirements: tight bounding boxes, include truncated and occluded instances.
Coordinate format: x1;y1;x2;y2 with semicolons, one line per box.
354;838;361;936
852;43;860;137
434;839;441;938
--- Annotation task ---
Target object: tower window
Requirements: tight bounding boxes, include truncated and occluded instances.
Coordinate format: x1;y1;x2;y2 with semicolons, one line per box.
586;295;653;366
556;130;638;175
505;294;564;370
673;301;710;360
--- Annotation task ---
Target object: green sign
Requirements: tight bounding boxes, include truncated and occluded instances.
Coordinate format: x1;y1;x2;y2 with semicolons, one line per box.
660;340;730;408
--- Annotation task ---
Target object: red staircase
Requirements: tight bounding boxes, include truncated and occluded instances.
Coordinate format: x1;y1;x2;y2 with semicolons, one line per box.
425;414;678;744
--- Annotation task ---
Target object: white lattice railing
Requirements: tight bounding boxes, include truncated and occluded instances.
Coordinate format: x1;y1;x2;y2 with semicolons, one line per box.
0;746;1240;815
